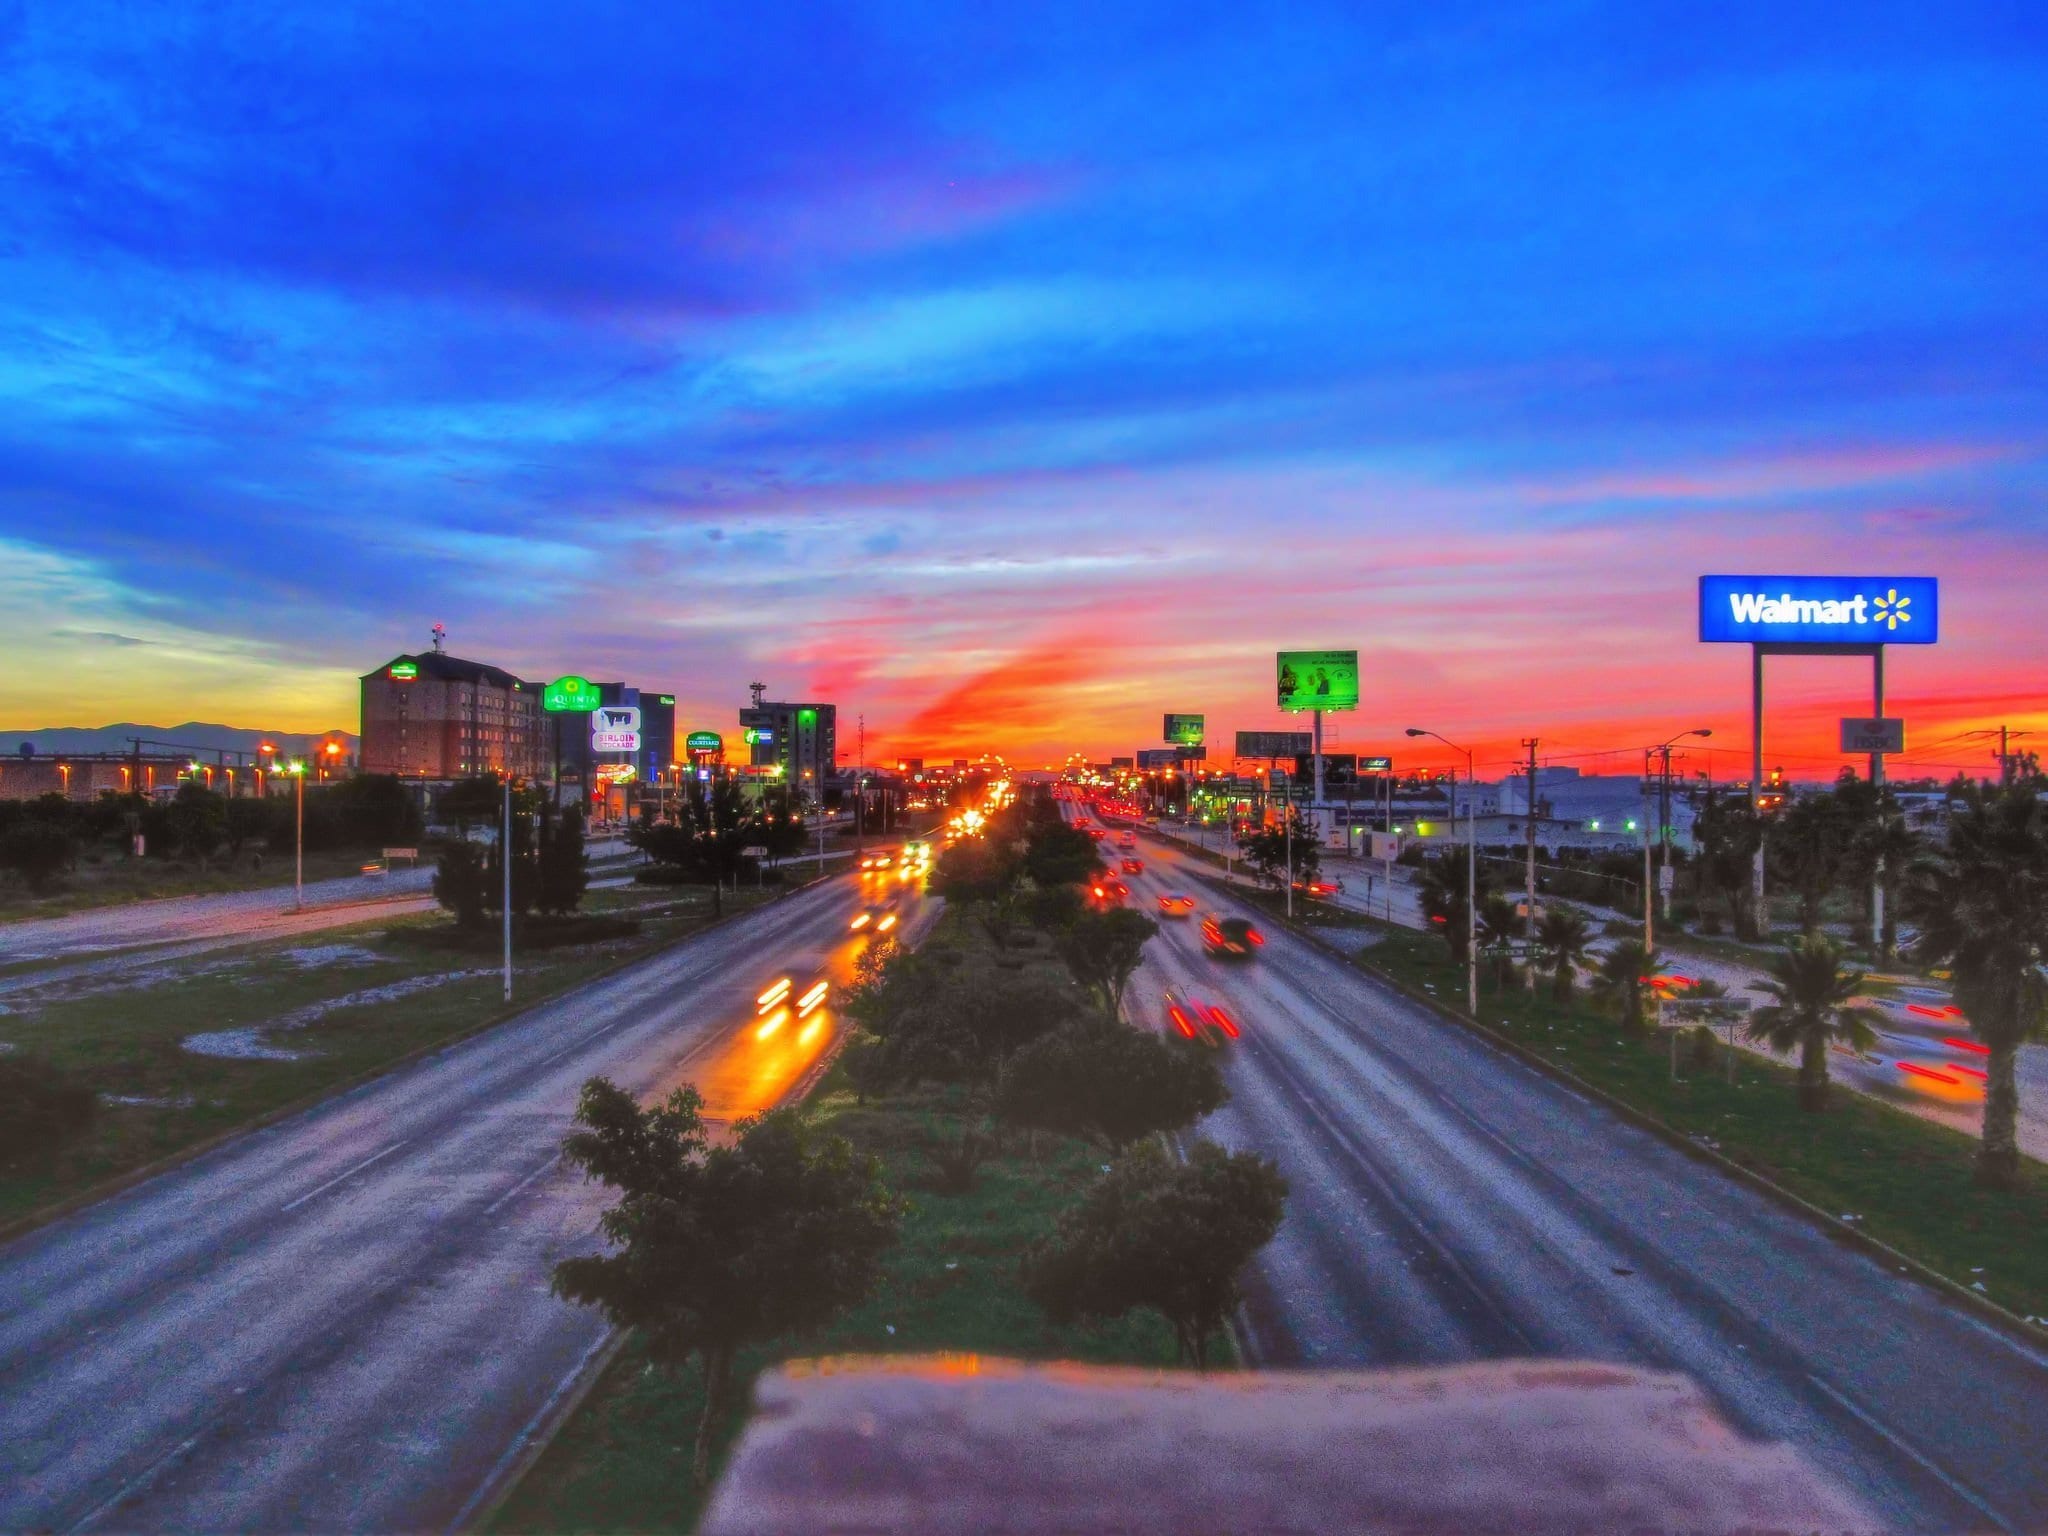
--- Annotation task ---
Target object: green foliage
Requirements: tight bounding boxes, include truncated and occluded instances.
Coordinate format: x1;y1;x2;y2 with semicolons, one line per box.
1234;811;1319;890
0;820;73;893
1535;906;1593;1002
164;783;227;860
435;776;505;837
538;806;589;916
433;841;491;928
1418;852;1487;964
1055;907;1159;1018
1909;783;2048;1188
995;1016;1226;1150
1589;938;1658;1035
0;1056;98;1165
843;939;1079;1098
1743;934;1870;1112
1768;790;1857;937
552;1079;903;1486
1022;822;1105;888
628;776;800;914
1692;789;1764;939
1022;1139;1286;1367
930;838;1025;950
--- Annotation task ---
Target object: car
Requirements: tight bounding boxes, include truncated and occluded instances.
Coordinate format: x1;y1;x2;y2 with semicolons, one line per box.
1157;893;1196;917
1089;879;1131;906
1201;914;1263;958
1116;832;1137;848
860;852;895;871
1121;858;1143;875
1164;991;1242;1047
1291;878;1342;898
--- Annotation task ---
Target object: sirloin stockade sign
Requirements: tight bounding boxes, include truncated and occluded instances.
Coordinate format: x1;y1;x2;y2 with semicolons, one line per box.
1698;576;1938;645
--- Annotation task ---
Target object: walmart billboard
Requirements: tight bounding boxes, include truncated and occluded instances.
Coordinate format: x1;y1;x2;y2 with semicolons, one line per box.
1698;576;1938;646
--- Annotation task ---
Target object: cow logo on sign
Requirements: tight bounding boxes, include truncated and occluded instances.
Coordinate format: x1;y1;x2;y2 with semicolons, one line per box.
592;706;641;754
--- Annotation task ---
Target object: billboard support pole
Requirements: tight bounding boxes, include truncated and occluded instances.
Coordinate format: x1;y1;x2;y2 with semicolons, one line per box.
1750;644;1766;929
1872;646;1886;955
1312;710;1325;813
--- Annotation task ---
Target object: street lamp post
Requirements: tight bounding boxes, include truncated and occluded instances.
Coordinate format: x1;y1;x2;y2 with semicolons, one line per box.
286;760;307;910
1646;728;1712;951
1408;728;1476;1018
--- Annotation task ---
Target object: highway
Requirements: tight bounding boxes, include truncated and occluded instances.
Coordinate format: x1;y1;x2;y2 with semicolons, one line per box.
1095;817;2048;1533
0;866;935;1534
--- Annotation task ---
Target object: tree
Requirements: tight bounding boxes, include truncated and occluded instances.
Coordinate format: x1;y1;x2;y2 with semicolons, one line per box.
1056;907;1159;1018
485;799;540;918
1693;790;1764;939
1769;790;1854;938
221;797;277;860
433;841;491;928
538;806;589;915
1418;854;1486;964
1023;822;1105;888
0;821;73;894
164;783;226;860
1476;893;1521;989
1235;811;1319;891
0;1055;97;1163
1908;784;2048;1188
995;1017;1225;1150
1022;1139;1286;1367
1589;938;1659;1035
435;776;504;840
551;1079;903;1487
1022;882;1084;935
1835;778;1921;956
930;838;1025;951
1743;935;1872;1112
1535;906;1593;1003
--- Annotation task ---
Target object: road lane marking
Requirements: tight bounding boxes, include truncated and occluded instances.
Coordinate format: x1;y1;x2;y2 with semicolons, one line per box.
484;1155;561;1217
536;1016;629;1069
279;1139;411;1213
1804;1372;2013;1533
67;1433;202;1534
445;1329;616;1534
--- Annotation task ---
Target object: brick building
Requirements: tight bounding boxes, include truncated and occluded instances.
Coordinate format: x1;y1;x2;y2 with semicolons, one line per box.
359;653;542;781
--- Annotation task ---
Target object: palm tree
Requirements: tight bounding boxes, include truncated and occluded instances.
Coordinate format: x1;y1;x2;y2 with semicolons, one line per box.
1419;855;1485;964
1743;935;1873;1112
1536;907;1593;1002
1908;784;2048;1189
1477;893;1521;989
1590;938;1658;1034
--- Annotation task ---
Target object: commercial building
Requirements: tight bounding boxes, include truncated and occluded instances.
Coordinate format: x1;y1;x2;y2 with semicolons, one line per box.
738;698;837;804
546;683;677;804
359;652;542;781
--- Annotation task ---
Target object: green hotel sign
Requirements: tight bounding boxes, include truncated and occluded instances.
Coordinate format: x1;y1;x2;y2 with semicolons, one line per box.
388;661;419;681
686;730;722;753
543;675;598;712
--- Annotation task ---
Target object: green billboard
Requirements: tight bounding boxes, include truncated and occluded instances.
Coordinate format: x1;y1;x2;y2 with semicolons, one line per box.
1276;650;1359;712
1163;713;1205;746
543;675;598;712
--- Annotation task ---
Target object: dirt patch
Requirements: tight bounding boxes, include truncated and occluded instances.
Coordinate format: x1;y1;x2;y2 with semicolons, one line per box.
181;969;499;1061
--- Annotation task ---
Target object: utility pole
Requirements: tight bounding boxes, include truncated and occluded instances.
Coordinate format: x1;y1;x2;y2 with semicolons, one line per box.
1522;738;1538;991
502;775;513;1003
1642;752;1654;954
1658;743;1675;924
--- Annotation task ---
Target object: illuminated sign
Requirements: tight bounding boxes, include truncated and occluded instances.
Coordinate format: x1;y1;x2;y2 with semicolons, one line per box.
1359;756;1394;772
543;675;599;712
685;731;722;753
388;662;419;681
592;705;641;753
744;727;774;746
1277;650;1360;712
594;762;638;784
1163;713;1205;746
1136;749;1180;769
657;695;676;706
1698;576;1938;645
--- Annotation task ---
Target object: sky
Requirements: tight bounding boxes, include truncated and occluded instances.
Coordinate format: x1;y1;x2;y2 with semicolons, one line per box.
1;1;2044;781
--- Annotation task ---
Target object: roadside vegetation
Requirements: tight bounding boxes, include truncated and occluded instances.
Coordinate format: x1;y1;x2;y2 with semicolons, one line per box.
0;813;790;1230
497;787;1287;1533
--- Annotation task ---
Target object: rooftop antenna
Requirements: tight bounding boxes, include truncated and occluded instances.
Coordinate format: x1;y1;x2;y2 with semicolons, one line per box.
431;623;447;654
748;680;767;708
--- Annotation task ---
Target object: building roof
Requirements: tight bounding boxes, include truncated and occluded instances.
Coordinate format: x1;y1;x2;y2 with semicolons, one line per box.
361;653;530;690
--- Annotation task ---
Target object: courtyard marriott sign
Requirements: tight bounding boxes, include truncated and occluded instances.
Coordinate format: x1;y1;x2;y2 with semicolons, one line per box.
1698;575;1939;646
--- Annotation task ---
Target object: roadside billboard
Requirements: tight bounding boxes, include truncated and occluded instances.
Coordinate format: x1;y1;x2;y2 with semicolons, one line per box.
1163;713;1206;746
1135;749;1181;769
1277;650;1360;711
1295;752;1358;786
1235;730;1312;760
1698;576;1938;645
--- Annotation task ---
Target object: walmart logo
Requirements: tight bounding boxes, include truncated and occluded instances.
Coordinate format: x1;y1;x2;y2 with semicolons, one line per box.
1872;588;1911;631
1702;574;1937;645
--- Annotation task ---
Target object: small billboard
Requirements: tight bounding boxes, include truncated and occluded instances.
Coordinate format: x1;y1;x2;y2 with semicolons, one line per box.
685;730;722;754
1236;730;1312;759
1840;717;1905;754
1698;577;1938;645
1277;650;1359;712
1163;713;1206;746
1359;756;1394;772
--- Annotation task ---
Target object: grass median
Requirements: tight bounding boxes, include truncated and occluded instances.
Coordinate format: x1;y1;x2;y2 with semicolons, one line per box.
488;1073;1181;1536
0;880;791;1230
1240;887;2048;1328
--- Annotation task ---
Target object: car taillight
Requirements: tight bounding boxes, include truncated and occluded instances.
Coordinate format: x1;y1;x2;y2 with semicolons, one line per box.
1247;930;1264;946
1208;1005;1239;1038
1168;1006;1195;1038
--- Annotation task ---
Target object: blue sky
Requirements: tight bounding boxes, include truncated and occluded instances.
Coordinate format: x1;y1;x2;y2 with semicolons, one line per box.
3;1;2043;773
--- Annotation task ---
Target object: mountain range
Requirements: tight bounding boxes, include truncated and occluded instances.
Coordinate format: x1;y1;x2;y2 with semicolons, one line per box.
2;723;359;758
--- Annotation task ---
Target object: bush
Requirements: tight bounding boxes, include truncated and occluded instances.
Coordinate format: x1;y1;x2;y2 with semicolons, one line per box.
0;821;73;893
0;1056;98;1164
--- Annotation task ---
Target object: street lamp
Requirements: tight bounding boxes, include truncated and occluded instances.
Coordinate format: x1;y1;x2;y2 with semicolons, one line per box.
1645;728;1712;950
1407;728;1477;1019
284;760;307;910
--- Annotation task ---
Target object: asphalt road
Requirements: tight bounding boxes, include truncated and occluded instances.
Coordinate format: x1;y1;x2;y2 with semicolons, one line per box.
1110;823;2048;1534
0;865;937;1534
